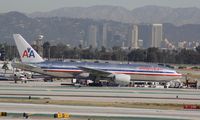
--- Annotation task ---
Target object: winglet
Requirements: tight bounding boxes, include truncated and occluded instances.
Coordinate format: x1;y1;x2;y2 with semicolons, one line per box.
13;34;44;63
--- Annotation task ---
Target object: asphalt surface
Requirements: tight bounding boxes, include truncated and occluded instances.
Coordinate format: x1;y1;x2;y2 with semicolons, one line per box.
0;81;199;104
0;81;199;119
0;103;199;120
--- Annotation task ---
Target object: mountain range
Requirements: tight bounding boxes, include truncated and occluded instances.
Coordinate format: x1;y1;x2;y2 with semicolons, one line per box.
30;5;200;25
1;5;200;47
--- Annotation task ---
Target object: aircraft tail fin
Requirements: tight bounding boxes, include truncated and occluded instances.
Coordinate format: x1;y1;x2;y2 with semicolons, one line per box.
13;34;44;63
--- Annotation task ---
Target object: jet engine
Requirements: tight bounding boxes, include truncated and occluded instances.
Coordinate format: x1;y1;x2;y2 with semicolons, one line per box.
112;74;131;86
78;73;90;78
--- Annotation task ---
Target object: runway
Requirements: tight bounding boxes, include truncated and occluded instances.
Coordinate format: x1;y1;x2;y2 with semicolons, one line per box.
0;103;200;120
0;81;199;104
0;81;199;119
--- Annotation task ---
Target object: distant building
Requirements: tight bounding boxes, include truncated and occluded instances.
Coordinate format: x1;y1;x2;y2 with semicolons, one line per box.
97;23;108;48
0;49;5;61
151;24;163;48
195;41;200;47
163;38;175;49
138;24;152;48
131;25;139;49
178;41;187;48
138;39;144;48
177;41;199;49
102;24;108;48
106;26;113;48
113;34;122;47
88;25;98;48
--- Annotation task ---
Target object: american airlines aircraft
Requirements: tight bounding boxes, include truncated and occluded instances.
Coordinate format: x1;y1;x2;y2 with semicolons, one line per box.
12;34;182;86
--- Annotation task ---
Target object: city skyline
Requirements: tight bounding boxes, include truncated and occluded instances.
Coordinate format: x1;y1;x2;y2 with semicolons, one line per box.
0;0;200;13
0;10;199;49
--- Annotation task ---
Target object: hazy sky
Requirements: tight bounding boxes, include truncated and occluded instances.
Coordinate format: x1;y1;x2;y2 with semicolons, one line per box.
1;0;200;13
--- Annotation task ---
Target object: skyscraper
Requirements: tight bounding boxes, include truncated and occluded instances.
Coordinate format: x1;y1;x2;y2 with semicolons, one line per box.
98;23;108;48
88;25;97;48
151;24;163;48
131;25;139;49
138;24;152;48
102;24;107;48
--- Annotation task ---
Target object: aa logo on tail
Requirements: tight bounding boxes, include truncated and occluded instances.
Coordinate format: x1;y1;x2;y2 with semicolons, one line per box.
22;48;35;58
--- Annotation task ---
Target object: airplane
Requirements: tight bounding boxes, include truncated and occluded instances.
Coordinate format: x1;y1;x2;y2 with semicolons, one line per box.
12;34;182;86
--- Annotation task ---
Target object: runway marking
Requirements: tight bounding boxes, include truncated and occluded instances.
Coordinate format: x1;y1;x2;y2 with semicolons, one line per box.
0;88;199;96
0;93;200;101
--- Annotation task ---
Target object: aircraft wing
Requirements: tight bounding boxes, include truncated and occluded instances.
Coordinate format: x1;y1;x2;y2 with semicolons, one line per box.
78;66;111;76
12;62;37;70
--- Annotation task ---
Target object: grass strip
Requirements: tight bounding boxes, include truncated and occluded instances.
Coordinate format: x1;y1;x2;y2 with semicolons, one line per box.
0;98;194;110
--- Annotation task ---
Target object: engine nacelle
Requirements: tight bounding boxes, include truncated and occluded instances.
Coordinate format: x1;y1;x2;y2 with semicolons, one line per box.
112;74;131;86
78;73;90;78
